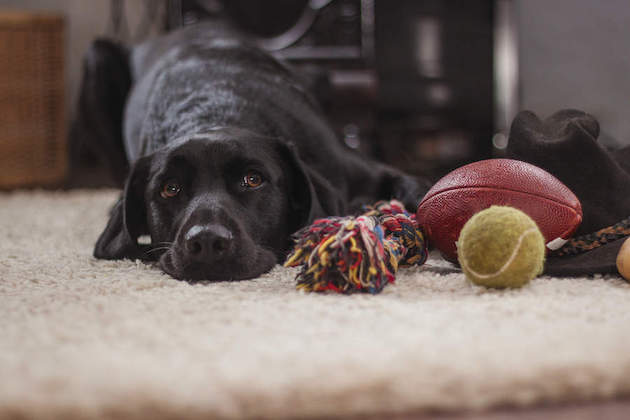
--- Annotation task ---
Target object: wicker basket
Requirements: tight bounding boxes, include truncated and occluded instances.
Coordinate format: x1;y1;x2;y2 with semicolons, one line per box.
0;10;66;189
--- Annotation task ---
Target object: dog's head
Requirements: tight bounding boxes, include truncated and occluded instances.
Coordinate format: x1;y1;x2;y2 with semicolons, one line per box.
94;128;343;281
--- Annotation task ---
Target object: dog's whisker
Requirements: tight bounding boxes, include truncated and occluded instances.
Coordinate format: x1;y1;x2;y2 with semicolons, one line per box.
145;246;171;255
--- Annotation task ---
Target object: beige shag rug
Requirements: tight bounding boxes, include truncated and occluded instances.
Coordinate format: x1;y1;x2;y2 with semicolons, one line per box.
2;190;630;419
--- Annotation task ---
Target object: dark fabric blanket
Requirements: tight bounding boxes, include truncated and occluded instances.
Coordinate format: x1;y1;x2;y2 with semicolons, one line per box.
506;109;630;276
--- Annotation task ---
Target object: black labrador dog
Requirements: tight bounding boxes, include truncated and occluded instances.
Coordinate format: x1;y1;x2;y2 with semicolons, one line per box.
76;22;429;281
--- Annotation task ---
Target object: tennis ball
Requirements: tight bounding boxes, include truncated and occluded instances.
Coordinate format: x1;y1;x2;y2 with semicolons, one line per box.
457;206;545;288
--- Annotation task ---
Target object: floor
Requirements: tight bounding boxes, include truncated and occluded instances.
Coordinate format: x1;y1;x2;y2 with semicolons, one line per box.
384;399;630;420
26;157;630;420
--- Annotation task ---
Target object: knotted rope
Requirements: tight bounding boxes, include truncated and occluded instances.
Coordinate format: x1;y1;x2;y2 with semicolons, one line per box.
284;200;428;294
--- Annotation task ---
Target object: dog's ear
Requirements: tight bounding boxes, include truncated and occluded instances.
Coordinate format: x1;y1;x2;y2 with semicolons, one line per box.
93;156;151;260
276;142;345;232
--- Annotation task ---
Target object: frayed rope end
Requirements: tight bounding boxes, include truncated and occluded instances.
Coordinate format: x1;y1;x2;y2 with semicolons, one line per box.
284;200;428;294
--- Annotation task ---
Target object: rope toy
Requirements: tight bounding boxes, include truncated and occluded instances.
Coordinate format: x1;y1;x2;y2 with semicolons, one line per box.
284;200;428;294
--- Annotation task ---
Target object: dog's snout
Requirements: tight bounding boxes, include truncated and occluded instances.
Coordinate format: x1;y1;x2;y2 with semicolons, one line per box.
184;224;234;262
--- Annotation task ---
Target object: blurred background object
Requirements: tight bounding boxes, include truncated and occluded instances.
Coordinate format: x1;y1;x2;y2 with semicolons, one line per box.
0;0;629;188
0;0;166;188
0;11;65;188
516;0;630;150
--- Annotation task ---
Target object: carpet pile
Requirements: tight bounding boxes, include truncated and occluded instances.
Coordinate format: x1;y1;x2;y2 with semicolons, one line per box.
2;190;630;419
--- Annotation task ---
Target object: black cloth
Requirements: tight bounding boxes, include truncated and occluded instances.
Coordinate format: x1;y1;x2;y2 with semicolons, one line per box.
506;109;630;276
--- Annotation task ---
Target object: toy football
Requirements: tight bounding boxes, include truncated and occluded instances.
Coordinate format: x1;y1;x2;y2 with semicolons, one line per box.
416;159;582;262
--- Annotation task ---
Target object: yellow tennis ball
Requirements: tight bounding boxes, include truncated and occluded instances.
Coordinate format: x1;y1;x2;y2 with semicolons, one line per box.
457;206;545;288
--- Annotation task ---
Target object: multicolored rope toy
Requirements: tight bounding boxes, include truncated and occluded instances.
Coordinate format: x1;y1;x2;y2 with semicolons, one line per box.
284;200;428;294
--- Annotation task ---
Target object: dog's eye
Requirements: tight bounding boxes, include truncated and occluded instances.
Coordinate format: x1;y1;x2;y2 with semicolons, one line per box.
161;181;181;198
242;171;264;188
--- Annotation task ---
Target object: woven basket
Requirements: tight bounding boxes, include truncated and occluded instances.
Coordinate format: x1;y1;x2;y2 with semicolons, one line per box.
0;11;66;188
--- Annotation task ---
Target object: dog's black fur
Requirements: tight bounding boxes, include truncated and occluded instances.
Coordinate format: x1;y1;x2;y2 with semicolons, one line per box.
77;23;429;281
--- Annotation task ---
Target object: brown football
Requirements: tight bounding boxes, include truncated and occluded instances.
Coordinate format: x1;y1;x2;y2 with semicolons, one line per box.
416;159;582;262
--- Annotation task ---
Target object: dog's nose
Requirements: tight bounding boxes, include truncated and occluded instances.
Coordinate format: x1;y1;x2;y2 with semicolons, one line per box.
184;224;234;262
